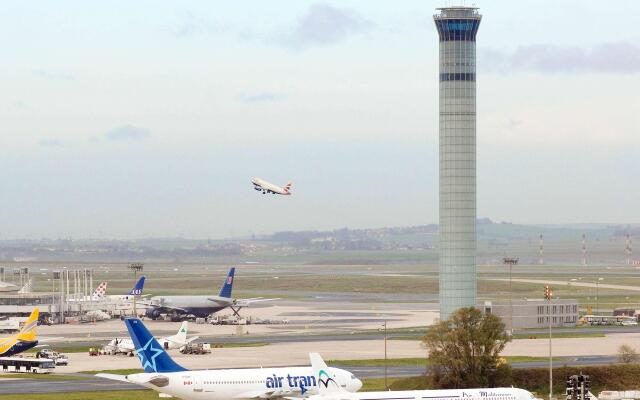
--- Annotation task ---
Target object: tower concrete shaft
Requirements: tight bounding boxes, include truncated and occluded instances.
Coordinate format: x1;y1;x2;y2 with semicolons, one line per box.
434;7;481;320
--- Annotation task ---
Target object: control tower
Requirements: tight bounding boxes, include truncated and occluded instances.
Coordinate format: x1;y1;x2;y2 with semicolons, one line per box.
433;7;481;319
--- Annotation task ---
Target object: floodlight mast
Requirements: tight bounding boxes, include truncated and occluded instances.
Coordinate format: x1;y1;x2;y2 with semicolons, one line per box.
129;262;144;316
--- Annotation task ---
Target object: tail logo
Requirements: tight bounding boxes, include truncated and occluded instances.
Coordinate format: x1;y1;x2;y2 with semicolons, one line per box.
227;276;233;284
137;337;164;373
318;369;337;389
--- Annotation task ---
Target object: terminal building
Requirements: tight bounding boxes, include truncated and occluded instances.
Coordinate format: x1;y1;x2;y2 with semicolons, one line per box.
0;267;143;323
480;299;580;329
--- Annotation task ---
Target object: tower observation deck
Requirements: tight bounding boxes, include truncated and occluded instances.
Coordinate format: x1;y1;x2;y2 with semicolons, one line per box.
433;7;481;319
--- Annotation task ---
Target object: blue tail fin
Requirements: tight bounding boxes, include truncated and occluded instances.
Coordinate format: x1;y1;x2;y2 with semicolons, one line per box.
218;267;235;298
128;277;145;296
124;318;187;373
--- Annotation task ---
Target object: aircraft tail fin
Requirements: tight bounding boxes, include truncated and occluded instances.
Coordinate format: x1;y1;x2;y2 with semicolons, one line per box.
124;318;187;373
17;308;39;342
92;282;108;299
18;278;33;294
175;321;188;342
309;353;344;394
218;267;235;298
284;181;292;193
128;276;145;296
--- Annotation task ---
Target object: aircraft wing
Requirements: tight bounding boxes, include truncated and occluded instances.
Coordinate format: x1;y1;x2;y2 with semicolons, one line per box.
234;298;280;307
150;305;189;314
96;373;129;383
164;336;199;345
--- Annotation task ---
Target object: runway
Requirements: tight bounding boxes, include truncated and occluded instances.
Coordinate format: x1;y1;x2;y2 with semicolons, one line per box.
0;376;142;394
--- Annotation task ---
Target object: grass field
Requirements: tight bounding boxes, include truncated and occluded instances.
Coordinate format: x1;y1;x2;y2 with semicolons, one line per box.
0;374;89;381
331;356;553;367
79;368;142;375
212;341;269;348
0;391;155;400
512;332;605;339
26;346;91;354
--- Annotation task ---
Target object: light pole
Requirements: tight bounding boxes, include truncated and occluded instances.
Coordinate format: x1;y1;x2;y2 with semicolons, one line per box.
382;321;388;390
595;277;603;315
544;285;553;400
128;263;144;317
503;257;519;334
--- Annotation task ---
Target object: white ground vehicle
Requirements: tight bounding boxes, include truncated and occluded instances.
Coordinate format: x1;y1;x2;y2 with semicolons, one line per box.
0;357;55;374
35;349;69;365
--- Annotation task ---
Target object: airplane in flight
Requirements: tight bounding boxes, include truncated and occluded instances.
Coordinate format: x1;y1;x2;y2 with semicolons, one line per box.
144;268;275;320
251;177;292;195
308;353;536;400
105;321;198;354
97;318;361;400
0;308;41;357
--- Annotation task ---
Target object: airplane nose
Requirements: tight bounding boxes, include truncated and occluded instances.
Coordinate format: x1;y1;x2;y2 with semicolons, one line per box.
354;378;363;391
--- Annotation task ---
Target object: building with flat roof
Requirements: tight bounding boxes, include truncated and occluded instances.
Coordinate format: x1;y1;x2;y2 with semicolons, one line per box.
480;299;579;329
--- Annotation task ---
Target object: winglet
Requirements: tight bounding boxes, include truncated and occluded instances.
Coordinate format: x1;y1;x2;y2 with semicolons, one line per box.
128;276;145;296
310;353;344;394
218;268;235;298
17;308;39;342
124;318;187;373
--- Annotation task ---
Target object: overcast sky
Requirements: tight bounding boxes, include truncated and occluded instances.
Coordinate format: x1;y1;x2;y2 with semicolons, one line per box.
1;0;639;239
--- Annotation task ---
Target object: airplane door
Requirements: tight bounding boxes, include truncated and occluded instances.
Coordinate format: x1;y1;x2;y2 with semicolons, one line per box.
193;375;203;392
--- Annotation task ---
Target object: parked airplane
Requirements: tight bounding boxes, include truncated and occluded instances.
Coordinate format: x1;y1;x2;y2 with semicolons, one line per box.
68;281;109;302
17;278;33;294
251;177;292;195
0;308;40;357
105;321;197;354
110;276;146;302
97;318;361;400
308;353;536;400
145;268;274;320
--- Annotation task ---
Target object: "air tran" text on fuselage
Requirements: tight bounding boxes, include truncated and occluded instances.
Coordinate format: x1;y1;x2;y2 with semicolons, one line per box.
266;374;317;392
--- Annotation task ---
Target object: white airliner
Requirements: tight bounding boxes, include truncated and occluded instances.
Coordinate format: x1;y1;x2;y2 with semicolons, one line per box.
97;319;361;400
252;177;292;195
308;353;536;400
105;321;198;354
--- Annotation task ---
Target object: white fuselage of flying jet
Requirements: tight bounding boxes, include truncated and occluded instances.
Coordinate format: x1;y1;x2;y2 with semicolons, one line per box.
121;366;360;400
251;178;291;195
